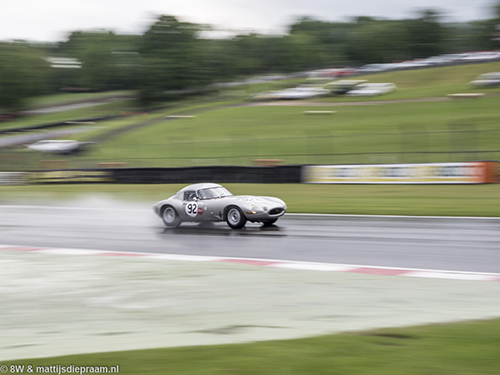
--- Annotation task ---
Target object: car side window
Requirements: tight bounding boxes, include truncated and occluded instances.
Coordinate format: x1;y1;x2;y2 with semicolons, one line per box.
183;191;197;201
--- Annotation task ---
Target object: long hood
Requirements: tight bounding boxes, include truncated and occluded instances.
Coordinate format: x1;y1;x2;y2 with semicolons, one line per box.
231;195;286;207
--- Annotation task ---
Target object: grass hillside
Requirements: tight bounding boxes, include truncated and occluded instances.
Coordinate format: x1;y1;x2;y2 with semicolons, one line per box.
58;61;499;167
80;95;500;167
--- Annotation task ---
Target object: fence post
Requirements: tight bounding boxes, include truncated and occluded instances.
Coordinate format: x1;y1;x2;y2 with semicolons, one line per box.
330;132;335;165
448;123;477;162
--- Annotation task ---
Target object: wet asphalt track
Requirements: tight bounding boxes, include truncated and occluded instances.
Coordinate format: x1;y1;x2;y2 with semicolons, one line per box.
1;204;499;274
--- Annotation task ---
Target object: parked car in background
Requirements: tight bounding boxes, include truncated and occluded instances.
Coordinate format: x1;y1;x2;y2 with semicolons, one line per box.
469;72;500;87
251;86;331;100
249;91;283;101
326;80;368;95
308;68;356;78
26;140;94;154
277;86;331;100
461;52;500;63
356;63;395;74
347;83;396;96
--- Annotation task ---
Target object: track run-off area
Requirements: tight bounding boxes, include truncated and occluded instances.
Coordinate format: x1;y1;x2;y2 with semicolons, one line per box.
1;204;500;360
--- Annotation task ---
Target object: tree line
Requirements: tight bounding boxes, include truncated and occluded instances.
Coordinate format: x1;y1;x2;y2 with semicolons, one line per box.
1;9;499;112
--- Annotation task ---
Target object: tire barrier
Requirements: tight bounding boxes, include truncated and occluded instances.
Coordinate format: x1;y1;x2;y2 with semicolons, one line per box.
0;172;29;185
111;165;303;184
28;165;303;184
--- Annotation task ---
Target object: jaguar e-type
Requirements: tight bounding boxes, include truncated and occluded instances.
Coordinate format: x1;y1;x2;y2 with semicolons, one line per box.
153;183;287;229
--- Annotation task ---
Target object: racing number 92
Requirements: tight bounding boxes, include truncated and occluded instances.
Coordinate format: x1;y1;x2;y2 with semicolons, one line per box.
186;202;198;217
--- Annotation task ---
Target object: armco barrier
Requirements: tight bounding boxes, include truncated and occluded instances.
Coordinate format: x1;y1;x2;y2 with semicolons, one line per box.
0;172;29;185
0;115;122;136
29;165;303;184
30;170;114;184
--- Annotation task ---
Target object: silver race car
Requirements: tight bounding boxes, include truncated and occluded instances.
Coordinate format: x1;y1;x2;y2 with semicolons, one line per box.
153;183;287;229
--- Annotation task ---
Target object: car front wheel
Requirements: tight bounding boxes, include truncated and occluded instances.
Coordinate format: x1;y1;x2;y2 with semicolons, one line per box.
226;206;247;229
262;219;278;226
162;206;181;228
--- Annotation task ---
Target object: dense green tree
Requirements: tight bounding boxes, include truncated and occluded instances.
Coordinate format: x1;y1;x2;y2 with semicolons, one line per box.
289;17;353;67
404;10;447;58
58;31;141;91
0;42;49;112
199;38;239;81
230;34;267;75
138;15;209;103
346;19;410;64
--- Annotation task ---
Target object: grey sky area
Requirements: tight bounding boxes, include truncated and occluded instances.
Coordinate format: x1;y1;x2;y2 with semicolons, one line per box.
0;0;497;42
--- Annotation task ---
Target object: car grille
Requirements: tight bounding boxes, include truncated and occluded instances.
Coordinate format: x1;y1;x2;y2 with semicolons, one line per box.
269;208;284;215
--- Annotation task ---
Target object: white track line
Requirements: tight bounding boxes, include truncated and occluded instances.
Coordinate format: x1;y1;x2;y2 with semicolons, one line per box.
1;244;499;282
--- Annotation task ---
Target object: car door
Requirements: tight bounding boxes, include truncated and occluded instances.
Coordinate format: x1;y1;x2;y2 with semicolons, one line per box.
179;190;203;222
196;189;227;222
198;193;228;222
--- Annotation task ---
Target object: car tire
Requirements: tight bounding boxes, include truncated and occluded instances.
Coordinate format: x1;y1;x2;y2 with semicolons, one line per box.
161;205;181;228
262;219;278;226
226;206;247;229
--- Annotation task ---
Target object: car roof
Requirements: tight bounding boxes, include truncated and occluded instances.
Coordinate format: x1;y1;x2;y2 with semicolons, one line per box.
180;183;223;192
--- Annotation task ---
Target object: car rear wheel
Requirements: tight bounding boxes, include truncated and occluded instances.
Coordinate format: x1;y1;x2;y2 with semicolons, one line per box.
226;206;247;229
162;206;181;228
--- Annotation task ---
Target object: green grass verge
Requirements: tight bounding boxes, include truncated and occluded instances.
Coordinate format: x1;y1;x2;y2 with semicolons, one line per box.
74;95;500;167
2;183;500;217
6;318;500;374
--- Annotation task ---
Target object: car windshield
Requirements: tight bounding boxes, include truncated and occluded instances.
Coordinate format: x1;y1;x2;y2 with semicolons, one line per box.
198;187;232;200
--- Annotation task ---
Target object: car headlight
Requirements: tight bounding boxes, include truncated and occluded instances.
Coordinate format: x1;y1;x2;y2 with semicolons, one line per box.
250;205;268;212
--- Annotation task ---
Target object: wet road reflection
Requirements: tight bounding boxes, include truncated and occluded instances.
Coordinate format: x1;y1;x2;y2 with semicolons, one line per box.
159;222;287;237
1;205;499;273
